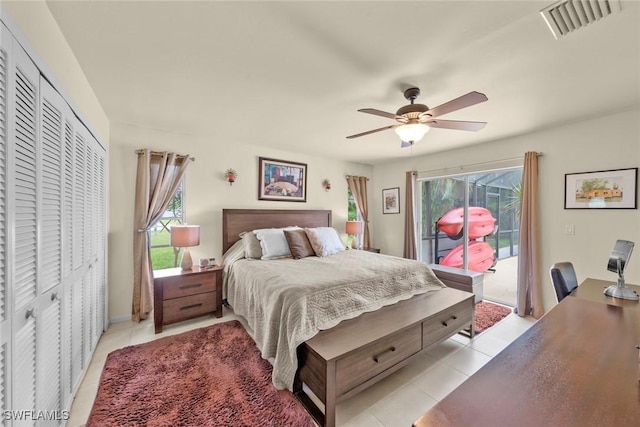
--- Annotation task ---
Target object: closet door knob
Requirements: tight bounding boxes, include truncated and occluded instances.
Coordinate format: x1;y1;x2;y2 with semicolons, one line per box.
25;308;36;319
51;292;59;301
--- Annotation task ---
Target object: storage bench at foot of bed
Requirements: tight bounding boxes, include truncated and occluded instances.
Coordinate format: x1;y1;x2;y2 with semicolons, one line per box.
294;287;474;427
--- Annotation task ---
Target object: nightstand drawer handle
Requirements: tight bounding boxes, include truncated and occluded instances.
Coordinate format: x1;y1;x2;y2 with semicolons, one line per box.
180;283;202;290
180;303;203;311
442;315;458;327
373;346;396;363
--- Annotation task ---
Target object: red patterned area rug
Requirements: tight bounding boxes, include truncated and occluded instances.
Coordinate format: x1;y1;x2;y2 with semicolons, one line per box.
475;301;513;334
87;320;315;427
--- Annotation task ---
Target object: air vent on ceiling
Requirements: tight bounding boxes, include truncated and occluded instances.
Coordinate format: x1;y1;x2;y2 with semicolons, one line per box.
540;0;621;39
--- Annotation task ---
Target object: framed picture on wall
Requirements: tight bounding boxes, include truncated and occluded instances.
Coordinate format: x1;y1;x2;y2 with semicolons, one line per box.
564;167;637;209
382;187;400;214
258;157;307;202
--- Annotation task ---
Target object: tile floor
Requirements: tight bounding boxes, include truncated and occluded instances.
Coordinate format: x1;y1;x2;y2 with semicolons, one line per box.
67;306;536;427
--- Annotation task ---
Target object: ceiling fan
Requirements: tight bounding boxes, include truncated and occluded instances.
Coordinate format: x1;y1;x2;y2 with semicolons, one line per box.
346;87;488;147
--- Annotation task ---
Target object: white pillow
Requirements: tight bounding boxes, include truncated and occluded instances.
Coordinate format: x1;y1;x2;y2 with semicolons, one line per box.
253;227;300;260
305;227;345;257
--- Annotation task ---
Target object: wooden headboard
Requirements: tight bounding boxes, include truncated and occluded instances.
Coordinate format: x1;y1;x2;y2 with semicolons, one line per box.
222;209;332;253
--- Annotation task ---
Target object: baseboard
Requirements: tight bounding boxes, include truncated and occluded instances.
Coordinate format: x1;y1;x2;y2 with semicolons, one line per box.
109;315;132;324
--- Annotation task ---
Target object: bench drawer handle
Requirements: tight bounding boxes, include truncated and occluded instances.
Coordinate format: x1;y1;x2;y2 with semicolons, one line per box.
180;303;203;311
442;315;458;327
373;346;396;363
180;283;202;290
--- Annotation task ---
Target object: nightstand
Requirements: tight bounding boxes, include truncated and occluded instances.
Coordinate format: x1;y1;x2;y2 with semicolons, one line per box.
362;247;381;253
153;265;223;333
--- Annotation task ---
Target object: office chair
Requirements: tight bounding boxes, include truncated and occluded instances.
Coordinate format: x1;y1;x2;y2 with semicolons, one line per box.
549;262;579;302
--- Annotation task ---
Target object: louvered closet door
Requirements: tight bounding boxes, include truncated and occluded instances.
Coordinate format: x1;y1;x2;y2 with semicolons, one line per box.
10;36;40;420
84;134;106;350
93;139;106;342
36;77;64;424
0;22;11;417
83;137;94;364
71;123;86;390
60;94;75;410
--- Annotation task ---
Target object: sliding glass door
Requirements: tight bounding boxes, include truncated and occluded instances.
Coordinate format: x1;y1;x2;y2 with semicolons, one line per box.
419;167;522;305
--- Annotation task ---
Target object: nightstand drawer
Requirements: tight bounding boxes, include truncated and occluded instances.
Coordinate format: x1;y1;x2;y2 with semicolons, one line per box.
162;273;215;300
163;292;217;324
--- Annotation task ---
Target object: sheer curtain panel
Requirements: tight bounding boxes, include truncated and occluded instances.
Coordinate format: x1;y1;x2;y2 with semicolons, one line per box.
132;150;192;322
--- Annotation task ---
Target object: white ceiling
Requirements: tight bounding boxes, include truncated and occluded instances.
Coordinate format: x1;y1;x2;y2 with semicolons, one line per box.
45;0;640;165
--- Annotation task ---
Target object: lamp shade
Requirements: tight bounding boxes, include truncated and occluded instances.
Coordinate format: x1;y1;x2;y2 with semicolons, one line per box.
170;225;200;247
345;221;364;235
394;123;429;142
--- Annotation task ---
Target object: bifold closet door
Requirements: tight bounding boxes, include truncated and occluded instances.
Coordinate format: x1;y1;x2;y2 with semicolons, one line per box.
36;77;65;424
10;32;41;417
0;22;11;415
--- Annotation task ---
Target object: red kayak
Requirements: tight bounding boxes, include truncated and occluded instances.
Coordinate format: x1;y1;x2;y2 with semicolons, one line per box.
440;241;496;272
437;207;496;240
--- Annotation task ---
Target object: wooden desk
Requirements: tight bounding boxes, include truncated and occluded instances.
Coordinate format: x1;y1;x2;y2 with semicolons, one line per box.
413;288;640;426
571;278;640;311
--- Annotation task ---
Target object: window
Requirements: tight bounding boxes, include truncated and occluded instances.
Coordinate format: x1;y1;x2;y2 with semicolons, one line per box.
348;189;358;221
419;168;522;266
149;180;184;269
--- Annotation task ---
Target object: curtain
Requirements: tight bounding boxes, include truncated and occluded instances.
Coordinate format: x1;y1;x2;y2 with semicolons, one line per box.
346;175;370;249
132;150;192;322
403;171;417;259
516;152;543;319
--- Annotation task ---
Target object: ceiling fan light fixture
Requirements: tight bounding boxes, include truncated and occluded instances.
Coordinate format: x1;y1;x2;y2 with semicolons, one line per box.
394;123;429;143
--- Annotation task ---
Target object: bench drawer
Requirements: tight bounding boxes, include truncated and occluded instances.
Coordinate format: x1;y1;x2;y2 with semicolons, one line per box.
336;324;422;395
422;299;473;347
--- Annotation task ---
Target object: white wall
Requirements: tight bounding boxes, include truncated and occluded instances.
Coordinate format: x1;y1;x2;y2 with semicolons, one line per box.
1;1;109;142
108;122;373;320
372;108;640;313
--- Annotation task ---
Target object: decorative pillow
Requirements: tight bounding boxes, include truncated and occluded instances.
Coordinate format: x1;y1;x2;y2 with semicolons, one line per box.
284;229;315;260
305;227;345;257
239;231;263;260
253;227;300;260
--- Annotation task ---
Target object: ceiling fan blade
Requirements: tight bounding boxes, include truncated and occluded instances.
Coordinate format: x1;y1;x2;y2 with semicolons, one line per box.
346;124;396;139
420;91;488;119
358;108;400;120
426;119;487;131
401;140;414;148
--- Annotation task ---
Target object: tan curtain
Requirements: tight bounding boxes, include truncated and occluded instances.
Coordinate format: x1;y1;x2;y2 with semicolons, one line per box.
132;150;192;322
346;175;370;249
516;152;543;319
403;171;417;259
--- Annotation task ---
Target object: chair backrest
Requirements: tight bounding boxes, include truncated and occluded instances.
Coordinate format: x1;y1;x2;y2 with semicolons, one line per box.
549;262;579;302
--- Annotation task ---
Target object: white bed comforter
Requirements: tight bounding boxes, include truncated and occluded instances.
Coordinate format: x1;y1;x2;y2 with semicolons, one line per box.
224;249;446;390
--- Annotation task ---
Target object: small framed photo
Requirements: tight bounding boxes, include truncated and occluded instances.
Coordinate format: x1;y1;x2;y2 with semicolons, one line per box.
258;157;307;202
564;167;637;209
382;187;400;214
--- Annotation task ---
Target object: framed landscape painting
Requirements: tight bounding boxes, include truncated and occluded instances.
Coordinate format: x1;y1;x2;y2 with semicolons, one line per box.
382;187;400;214
564;168;637;209
258;157;307;202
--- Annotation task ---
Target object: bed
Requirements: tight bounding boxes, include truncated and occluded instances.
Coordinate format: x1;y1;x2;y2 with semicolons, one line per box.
221;209;474;427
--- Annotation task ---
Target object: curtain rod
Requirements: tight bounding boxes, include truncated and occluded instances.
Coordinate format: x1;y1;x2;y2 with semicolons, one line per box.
345;175;370;180
135;149;195;162
417;152;542;175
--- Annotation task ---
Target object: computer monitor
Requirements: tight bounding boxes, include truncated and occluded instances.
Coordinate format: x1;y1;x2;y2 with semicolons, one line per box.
604;239;638;300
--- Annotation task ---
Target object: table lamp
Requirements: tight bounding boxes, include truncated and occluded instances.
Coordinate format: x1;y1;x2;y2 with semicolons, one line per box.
170;225;200;271
345;221;364;249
